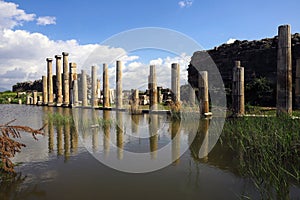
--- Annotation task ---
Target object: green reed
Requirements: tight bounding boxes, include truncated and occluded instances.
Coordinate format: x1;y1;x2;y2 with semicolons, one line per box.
222;115;300;199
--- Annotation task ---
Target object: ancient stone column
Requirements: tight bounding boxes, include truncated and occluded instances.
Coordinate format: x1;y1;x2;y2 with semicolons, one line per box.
42;76;48;105
26;95;31;105
149;65;158;111
171;63;180;103
131;89;140;114
73;80;79;107
55;55;63;106
69;62;77;105
157;87;163;103
232;61;245;116
103;63;110;108
32;90;38;105
91;66;98;108
46;58;54;105
62;52;69;107
198;71;209;115
277;25;292;115
188;84;195;105
116;61;123;109
295;58;300;109
81;70;88;107
97;79;101;99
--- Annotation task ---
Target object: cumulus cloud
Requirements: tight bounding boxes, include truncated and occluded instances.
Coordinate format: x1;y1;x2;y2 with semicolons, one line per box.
178;0;193;8
0;0;192;90
0;28;128;89
37;16;56;26
0;1;35;29
226;38;236;44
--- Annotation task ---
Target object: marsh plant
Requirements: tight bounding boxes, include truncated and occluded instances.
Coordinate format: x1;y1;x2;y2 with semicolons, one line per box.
222;115;300;199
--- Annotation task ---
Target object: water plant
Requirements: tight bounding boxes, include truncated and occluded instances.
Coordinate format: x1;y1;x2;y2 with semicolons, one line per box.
221;115;300;199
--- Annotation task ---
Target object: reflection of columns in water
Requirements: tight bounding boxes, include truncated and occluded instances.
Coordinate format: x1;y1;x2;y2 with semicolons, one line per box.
198;119;209;162
71;109;78;154
149;114;158;159
116;111;123;160
81;108;88;139
48;107;54;153
63;108;71;161
171;119;181;165
131;114;140;134
92;109;99;152
103;110;110;156
57;107;64;156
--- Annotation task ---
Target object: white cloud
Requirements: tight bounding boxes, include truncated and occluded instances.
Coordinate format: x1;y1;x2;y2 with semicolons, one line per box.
37;16;56;26
178;0;193;8
0;1;36;29
0;28;127;89
226;38;236;44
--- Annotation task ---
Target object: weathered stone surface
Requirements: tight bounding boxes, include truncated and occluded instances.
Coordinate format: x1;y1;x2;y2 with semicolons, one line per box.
116;61;123;108
103;63;110;108
277;25;292;115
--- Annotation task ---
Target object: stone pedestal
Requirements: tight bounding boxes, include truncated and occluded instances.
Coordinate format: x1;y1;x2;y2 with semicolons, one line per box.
295;59;300;109
42;76;48;105
198;71;209;115
149;65;158;111
62;52;69;107
55;55;63;106
91;66;98;108
277;25;292;115
46;58;54;105
116;61;123;109
232;61;245;116
81;70;88;107
103;63;110;108
171;63;180;103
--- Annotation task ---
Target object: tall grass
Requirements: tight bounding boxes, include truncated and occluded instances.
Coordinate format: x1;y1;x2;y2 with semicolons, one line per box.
222;115;300;199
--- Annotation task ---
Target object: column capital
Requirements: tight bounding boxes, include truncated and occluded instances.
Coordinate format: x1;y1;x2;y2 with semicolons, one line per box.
55;55;62;59
46;58;53;62
69;62;77;67
235;61;241;68
62;52;69;56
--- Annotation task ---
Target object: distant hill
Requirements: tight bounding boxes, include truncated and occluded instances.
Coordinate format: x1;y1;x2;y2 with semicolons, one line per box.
188;33;300;106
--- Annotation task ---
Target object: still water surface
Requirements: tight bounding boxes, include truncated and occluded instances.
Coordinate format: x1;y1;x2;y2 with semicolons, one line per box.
0;104;299;200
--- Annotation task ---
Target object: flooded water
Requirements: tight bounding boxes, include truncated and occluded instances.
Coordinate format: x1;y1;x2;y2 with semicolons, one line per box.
0;104;299;200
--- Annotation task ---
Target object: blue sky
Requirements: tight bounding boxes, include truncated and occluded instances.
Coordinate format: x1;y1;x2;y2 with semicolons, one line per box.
0;0;300;90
